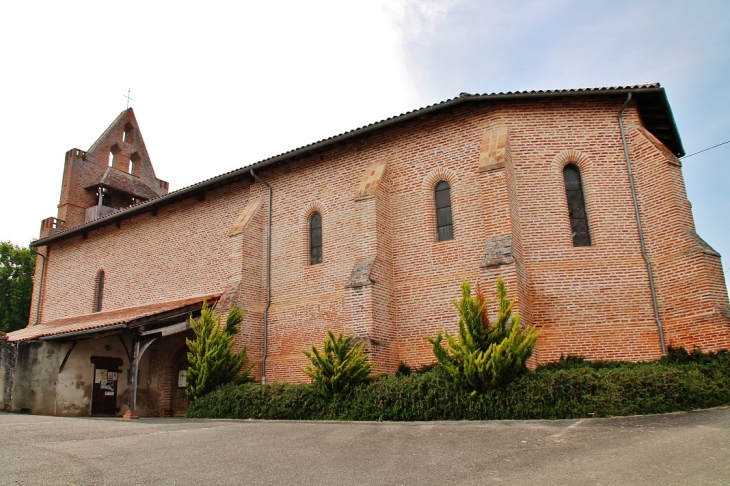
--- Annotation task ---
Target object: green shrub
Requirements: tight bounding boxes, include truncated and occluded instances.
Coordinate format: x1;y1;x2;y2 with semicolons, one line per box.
429;278;539;394
395;361;411;377
187;382;328;420
186;349;730;421
535;354;630;371
302;330;374;397
660;346;730;366
185;304;254;401
413;362;439;374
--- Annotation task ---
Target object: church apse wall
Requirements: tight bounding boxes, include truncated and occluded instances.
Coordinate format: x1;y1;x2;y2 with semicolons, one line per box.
499;99;665;361
627;124;730;352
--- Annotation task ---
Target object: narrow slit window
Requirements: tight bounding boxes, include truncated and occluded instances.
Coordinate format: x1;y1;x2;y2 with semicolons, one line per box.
563;164;591;246
123;123;133;143
129;152;141;177
109;144;119;168
435;181;454;241
309;212;322;265
94;271;105;312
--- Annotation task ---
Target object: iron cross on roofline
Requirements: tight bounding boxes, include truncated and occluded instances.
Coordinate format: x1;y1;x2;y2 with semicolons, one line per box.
123;88;134;109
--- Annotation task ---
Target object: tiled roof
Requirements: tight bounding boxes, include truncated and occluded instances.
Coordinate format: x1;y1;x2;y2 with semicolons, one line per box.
32;83;680;248
236;84;662;164
6;292;221;342
85;167;162;201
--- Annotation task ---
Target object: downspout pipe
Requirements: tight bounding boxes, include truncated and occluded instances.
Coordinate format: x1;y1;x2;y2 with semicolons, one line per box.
29;249;46;326
618;93;667;355
249;169;271;384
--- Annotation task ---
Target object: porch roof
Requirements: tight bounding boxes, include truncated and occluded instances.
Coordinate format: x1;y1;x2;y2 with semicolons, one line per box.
5;293;222;342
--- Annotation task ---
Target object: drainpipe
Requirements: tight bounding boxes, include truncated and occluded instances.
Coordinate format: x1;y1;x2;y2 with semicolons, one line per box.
618;93;667;355
29;249;46;326
249;169;271;384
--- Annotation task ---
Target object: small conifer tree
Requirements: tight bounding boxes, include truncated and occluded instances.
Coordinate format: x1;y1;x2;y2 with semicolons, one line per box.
185;303;254;401
302;330;374;397
429;277;539;394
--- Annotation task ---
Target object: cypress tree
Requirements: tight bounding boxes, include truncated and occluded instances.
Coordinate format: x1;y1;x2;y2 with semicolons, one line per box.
185;304;254;400
429;277;539;394
302;330;374;397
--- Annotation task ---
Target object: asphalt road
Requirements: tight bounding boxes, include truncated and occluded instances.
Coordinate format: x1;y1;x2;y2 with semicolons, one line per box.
1;408;729;485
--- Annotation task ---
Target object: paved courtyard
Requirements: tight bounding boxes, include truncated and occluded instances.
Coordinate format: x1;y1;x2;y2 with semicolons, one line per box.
1;408;729;485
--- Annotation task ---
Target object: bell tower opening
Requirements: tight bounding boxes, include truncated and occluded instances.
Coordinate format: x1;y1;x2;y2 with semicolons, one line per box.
47;109;170;229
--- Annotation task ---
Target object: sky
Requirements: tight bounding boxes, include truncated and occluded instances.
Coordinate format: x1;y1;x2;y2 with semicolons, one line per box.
0;0;728;286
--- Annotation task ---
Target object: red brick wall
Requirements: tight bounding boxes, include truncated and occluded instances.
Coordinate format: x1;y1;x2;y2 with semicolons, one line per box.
147;331;191;416
37;185;249;321
503;99;666;361
32;96;730;388
628;125;730;352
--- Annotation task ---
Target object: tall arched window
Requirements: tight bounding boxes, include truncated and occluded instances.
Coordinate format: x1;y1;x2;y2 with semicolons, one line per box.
309;212;322;265
435;181;454;241
563;164;591;246
94;271;105;312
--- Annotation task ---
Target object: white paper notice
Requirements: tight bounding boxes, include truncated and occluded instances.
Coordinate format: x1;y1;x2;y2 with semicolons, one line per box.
178;370;187;388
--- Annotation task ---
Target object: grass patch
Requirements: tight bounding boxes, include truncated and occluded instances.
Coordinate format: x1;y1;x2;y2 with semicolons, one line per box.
187;348;730;421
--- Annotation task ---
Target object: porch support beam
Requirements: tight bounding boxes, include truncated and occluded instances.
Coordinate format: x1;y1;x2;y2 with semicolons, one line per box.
58;341;78;373
117;335;132;364
139;320;190;337
125;332;156;420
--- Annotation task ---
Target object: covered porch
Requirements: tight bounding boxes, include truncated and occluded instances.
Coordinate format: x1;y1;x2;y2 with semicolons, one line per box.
1;293;220;417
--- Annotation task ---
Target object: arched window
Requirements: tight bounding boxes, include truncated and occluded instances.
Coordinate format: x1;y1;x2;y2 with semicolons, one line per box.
435;181;454;241
563;164;591;246
309;212;322;265
94;271;105;312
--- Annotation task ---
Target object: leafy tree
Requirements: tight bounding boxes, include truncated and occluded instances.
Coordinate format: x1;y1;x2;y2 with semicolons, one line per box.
429;277;539;394
0;242;36;333
302;330;374;397
185;303;254;400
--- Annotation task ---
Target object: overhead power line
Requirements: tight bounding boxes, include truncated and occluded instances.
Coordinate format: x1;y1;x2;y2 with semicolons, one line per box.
680;139;730;160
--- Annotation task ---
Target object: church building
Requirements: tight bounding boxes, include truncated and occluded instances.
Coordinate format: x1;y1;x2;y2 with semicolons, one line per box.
1;83;729;417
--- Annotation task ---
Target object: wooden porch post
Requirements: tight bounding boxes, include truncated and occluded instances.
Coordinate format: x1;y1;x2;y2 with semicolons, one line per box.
123;331;155;420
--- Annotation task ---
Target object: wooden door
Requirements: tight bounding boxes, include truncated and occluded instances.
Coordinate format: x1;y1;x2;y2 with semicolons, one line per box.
173;349;189;416
90;356;122;415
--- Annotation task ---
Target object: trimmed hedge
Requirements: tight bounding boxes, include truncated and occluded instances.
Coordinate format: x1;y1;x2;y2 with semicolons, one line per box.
186;349;730;421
